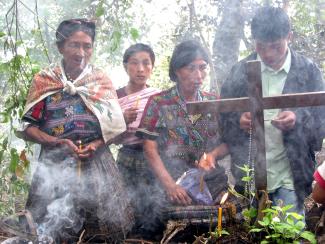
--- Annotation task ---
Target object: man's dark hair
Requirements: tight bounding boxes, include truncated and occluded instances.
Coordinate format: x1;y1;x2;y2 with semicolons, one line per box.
251;6;291;42
169;40;209;82
123;43;155;66
56;18;96;48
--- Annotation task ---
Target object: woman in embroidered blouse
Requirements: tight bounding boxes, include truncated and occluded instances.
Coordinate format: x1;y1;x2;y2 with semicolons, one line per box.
20;19;133;243
137;40;229;207
115;43;160;236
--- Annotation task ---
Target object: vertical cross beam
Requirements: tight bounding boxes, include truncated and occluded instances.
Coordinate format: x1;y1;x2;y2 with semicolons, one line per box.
246;61;267;191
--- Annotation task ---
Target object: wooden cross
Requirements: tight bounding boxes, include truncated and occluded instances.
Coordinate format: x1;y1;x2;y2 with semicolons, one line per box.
187;60;325;191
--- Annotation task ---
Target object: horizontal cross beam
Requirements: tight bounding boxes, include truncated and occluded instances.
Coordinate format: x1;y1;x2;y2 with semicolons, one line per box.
187;91;325;114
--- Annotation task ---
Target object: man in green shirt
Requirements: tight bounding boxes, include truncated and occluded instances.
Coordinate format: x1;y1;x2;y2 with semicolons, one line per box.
220;6;325;215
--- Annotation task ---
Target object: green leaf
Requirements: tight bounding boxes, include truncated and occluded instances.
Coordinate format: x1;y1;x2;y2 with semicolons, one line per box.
242;176;252;182
9;148;19;173
294;220;305;230
130;27;139;41
263;208;277;214
258;219;269;227
269;233;280;238
286;216;294;226
2;137;8;150
220;230;229;236
95;1;105;17
0;150;4;164
300;231;316;244
287;212;303;220
249;228;263;232
282;204;294;212
0;32;6;38
243;207;257;218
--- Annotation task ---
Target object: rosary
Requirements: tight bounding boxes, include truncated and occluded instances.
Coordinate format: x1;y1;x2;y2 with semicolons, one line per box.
245;120;256;204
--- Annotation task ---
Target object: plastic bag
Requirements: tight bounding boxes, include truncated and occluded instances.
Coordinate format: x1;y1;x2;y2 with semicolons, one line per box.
176;168;213;205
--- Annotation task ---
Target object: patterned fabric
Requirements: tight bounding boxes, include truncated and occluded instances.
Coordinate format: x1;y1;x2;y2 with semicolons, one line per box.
137;85;223;180
22;62;126;142
116;146;157;231
117;86;160;145
116;146;153;185
24;90;101;144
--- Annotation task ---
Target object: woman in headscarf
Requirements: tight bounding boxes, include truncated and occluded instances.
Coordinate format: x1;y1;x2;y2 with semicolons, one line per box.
20;18;133;243
115;43;160;237
136;40;229;236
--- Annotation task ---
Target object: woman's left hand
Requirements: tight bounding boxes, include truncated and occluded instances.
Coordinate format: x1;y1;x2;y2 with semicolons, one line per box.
77;139;104;159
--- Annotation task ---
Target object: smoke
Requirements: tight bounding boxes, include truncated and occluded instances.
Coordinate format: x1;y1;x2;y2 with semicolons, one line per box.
29;148;85;241
37;193;83;239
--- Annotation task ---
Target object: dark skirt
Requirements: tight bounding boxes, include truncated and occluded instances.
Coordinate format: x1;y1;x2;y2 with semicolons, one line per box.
116;146;159;234
26;144;134;243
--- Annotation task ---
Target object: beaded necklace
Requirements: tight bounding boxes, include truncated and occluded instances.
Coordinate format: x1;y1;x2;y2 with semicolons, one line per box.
245;120;256;204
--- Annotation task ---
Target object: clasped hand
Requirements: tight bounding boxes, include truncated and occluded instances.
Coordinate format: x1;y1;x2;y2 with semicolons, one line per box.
56;139;100;159
240;111;296;132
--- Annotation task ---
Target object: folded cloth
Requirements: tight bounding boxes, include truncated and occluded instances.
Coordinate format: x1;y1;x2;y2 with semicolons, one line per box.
176;168;213;205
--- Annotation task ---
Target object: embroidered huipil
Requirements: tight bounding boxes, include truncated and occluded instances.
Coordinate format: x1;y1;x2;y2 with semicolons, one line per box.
24;91;101;144
137;86;222;179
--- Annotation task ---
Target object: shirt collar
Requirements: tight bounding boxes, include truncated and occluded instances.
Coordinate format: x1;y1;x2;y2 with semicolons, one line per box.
257;48;291;74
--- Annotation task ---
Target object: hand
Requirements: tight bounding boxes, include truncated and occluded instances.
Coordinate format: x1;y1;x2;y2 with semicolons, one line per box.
123;107;138;125
56;138;78;154
271;111;296;131
198;153;216;171
76;139;103;159
165;182;192;205
240;112;251;133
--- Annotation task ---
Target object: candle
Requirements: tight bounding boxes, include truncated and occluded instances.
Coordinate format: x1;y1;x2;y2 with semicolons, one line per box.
134;96;140;109
76;140;82;178
217;192;229;234
218;206;222;233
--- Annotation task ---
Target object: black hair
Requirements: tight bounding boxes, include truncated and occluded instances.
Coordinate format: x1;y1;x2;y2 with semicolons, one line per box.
56;18;96;48
169;40;209;82
251;6;291;42
123;43;155;66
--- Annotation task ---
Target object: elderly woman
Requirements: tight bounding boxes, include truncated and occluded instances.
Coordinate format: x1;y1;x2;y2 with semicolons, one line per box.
115;43;160;236
136;40;229;234
20;19;133;243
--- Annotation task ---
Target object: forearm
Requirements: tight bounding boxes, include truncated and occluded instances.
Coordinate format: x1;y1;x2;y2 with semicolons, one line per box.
24;125;58;146
143;139;175;189
210;143;229;160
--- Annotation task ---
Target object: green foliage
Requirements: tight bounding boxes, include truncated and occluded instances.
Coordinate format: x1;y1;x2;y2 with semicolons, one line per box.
239;165;316;243
248;205;316;244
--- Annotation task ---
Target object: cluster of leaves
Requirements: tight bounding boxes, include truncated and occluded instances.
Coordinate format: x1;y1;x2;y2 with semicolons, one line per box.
246;205;316;244
0;38;37;216
237;163;317;243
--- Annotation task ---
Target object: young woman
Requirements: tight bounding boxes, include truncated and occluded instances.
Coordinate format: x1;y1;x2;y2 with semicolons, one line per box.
116;43;160;236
